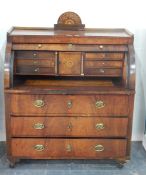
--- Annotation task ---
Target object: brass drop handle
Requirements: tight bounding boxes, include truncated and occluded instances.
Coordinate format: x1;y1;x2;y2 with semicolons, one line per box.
34;144;45;151
66;144;72;152
67;100;72;109
95;144;104;152
33;123;45;129
95;123;105;130
95;100;105;109
34;99;45;108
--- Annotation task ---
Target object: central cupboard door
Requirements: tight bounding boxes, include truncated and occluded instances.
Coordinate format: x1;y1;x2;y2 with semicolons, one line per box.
59;52;81;75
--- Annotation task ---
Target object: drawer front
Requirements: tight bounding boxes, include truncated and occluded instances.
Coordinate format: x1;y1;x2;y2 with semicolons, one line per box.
10;95;129;116
84;68;122;76
15;66;55;75
13;44;128;52
15;59;55;67
11;138;127;158
11;117;128;137
84;61;123;68
15;51;56;59
85;53;124;60
59;52;81;75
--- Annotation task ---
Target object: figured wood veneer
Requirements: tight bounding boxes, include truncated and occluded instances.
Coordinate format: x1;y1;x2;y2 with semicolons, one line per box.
4;17;135;167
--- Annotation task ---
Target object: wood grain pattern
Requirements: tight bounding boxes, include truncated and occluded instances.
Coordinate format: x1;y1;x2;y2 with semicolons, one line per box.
84;61;123;68
10;94;129;116
11;138;127;158
59;52;81;75
85;53;125;60
11;116;128;137
4;24;135;166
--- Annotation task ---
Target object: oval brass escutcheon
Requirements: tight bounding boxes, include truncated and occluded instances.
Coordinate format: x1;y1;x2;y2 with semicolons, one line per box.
95;123;105;130
34;144;45;151
95;144;104;152
33;123;45;130
34;100;45;108
95;100;105;109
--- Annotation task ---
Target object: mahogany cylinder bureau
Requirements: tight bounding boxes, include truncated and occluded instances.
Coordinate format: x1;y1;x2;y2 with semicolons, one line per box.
4;13;135;168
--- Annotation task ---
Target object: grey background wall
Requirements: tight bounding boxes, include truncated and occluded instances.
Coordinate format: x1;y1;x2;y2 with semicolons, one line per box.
0;0;146;141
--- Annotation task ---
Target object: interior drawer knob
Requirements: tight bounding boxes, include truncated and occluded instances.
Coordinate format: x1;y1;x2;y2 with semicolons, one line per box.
34;144;45;151
99;45;103;49
95;100;105;109
33;123;45;129
33;61;38;64
33;53;37;57
34;68;39;72
99;69;105;73
34;99;45;108
67;100;72;109
66;144;72;152
38;44;42;48
95;145;104;152
95;123;105;130
68;43;73;48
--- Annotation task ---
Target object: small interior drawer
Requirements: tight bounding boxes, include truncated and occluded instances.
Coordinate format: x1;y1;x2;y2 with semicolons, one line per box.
84;68;122;77
15;51;56;59
85;53;125;60
15;59;55;67
15;66;55;75
84;61;123;68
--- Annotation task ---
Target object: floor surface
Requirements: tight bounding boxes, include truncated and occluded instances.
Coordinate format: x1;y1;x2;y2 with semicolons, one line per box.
0;142;146;175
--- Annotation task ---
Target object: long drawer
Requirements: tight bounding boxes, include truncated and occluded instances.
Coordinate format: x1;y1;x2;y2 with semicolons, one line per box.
10;94;129;116
11;117;128;137
11;138;127;159
12;44;128;52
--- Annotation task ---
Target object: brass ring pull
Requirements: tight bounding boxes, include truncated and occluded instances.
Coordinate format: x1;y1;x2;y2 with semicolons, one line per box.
95;144;104;152
66;144;72;152
67;100;72;109
34;144;45;151
95;123;105;130
95;100;105;109
33;123;45;129
34;100;45;108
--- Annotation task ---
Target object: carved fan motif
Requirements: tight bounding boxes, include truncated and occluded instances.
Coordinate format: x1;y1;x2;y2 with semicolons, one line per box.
54;11;85;30
57;12;82;25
